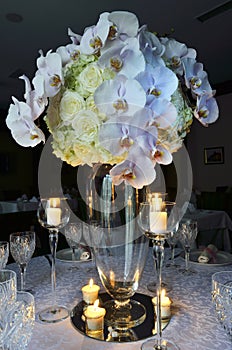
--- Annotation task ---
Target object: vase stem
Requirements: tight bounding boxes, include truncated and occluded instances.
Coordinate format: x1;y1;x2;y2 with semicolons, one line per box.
152;238;165;345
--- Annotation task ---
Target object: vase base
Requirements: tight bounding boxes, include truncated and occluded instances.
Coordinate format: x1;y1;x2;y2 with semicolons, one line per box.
39;305;69;323
141;338;179;350
103;299;146;329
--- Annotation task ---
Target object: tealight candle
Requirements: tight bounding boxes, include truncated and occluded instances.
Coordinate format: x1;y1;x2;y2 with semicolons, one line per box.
82;278;100;305
84;299;106;338
152;289;172;320
47;198;61;226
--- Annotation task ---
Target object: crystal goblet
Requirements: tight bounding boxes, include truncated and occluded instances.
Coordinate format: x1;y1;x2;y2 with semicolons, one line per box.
212;271;232;337
178;219;198;275
37;197;70;323
0;241;9;269
2;291;35;350
0;270;17;344
9;232;35;292
138;200;179;350
64;222;82;261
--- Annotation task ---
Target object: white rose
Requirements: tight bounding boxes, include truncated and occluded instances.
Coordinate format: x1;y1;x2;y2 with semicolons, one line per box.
60;90;85;122
78;63;103;97
72;109;100;142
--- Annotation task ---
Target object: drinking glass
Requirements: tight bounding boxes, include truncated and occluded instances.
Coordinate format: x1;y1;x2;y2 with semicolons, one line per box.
64;222;82;261
2;291;35;350
138;200;179;350
212;271;232;338
9;232;35;291
0;241;9;269
178;220;198;275
0;270;17;344
37;197;70;323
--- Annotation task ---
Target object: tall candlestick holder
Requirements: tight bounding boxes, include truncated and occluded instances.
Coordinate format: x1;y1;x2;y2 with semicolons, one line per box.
138;199;179;350
37;197;70;323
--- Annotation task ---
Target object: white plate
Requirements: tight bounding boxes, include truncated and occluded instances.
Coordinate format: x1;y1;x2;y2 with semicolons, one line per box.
180;249;232;266
56;246;92;263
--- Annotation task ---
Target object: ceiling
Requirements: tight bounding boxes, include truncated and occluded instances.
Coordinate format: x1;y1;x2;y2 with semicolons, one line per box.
1;0;232;111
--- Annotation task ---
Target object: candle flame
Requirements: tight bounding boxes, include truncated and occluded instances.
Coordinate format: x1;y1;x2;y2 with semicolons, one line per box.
49;197;60;208
89;278;93;287
93;299;99;308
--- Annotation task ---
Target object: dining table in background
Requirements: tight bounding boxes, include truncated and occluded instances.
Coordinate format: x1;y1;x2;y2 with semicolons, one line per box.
184;209;232;252
6;247;232;350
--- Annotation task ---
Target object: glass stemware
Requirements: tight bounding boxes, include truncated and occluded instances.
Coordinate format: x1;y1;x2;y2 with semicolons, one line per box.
145;193;167;293
94;223;149;340
9;232;35;292
64;222;82;261
212;271;232;338
178;219;198;275
138;200;179;350
37;197;70;323
165;224;181;269
0;241;9;269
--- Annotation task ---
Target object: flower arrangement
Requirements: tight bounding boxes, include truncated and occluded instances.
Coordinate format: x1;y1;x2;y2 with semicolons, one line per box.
6;11;219;188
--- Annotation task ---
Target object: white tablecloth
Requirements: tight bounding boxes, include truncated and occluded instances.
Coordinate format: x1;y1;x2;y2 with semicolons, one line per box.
184;209;232;252
6;246;232;350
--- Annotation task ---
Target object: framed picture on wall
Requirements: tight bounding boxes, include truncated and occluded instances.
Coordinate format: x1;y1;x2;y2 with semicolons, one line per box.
204;147;224;165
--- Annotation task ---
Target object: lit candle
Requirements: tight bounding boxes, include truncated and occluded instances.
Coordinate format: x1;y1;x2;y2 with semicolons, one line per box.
84;299;106;337
47;198;61;226
152;193;162;211
152;289;172;320
150;211;167;233
82;278;100;305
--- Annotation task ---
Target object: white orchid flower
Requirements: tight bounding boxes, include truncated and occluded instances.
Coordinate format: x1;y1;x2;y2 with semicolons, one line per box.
20;74;47;120
108;11;139;39
146;97;178;128
56;44;81;66
110;145;156;189
6;97;45;147
80;13;111;55
98;38;145;79
94;74;146;116
35;50;63;97
161;37;196;75
194;93;219;126
136;64;178;101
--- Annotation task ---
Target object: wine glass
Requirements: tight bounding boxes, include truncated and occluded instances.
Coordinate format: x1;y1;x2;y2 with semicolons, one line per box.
64;222;82;261
37;197;70;323
165;223;181;269
138;200;179;350
0;241;9;269
178;219;198;275
9;232;35;292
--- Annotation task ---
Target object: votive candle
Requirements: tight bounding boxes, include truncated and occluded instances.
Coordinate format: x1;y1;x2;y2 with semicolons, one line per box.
82;278;100;304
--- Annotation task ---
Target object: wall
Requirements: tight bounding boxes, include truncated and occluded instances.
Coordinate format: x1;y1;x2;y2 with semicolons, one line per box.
0;129;34;198
186;92;232;192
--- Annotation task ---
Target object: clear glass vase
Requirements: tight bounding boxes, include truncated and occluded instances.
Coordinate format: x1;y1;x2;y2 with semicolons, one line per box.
83;164;149;340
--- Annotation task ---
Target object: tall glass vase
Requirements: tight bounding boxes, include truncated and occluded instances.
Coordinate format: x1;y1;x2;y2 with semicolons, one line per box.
83;164;149;340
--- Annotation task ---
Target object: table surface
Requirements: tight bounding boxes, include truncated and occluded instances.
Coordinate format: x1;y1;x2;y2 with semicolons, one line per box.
7;247;232;350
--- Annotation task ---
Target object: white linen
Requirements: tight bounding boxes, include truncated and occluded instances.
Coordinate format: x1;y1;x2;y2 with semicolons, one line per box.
6;247;232;350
